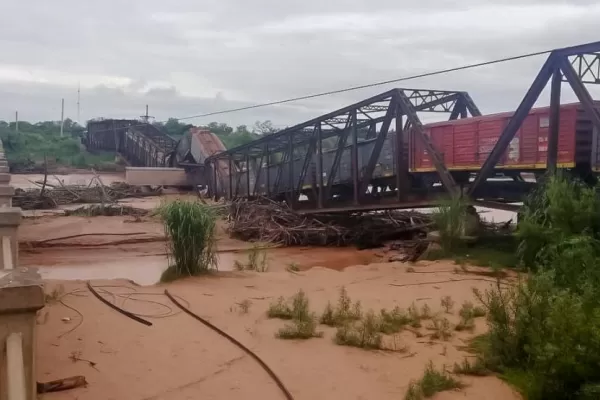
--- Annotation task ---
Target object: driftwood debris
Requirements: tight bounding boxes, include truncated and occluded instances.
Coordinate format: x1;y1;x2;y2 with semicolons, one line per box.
13;177;160;210
228;198;433;248
37;375;88;393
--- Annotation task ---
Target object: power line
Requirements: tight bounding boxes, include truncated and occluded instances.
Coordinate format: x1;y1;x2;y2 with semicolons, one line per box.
87;46;553;135
175;48;551;121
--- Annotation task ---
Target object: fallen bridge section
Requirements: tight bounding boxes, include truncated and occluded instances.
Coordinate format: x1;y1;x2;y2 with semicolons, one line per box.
85;119;177;168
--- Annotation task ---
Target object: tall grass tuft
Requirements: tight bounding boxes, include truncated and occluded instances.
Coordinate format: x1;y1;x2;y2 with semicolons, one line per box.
157;200;218;281
432;196;470;251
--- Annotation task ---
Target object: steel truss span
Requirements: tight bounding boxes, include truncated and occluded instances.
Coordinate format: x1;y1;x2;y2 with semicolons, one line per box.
205;41;600;213
86;120;177;167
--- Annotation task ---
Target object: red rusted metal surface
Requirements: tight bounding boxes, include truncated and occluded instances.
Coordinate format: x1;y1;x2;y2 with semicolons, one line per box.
410;103;592;172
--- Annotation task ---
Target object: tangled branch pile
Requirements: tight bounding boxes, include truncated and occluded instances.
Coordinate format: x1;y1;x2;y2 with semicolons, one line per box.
228;198;433;247
13;178;160;210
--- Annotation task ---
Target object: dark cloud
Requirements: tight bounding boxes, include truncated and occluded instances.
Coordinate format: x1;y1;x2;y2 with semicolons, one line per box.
0;0;598;127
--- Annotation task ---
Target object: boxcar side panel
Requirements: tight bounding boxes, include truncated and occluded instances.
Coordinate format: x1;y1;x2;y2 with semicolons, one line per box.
409;105;579;172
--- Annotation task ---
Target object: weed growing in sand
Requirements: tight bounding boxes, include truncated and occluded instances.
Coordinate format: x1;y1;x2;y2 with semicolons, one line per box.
268;290;322;340
408;303;423;328
335;311;383;350
379;307;412;334
459;300;486;319
44;284;65;303
429;317;452;341
287;262;300;272
277;314;324;340
420;304;432;319
441;296;454;314
320;287;362;326
405;362;464;400
235;245;268;272
453;357;491;376
158;200;217;281
238;299;252;314
454;300;485;332
267;290;310;321
247;244;268;272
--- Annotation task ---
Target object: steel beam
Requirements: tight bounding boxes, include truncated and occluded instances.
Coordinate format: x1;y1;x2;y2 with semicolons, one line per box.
547;67;562;174
358;97;396;198
396;90;458;195
288;132;295;206
351;110;359;204
468;54;555;196
325;122;351;202
296;131;317;195
560;58;600;132
316;123;324;208
395;105;407;200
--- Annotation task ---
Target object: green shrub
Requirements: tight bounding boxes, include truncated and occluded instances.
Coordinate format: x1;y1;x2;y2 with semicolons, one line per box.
267;290;310;321
276;314;323;340
405;361;464;400
432;196;468;251
157;200;217;281
320;287;362;326
334;311;383;350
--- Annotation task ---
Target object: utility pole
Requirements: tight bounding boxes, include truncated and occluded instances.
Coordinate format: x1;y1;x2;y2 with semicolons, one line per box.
77;83;81;124
140;104;153;123
60;98;65;137
14;111;18;133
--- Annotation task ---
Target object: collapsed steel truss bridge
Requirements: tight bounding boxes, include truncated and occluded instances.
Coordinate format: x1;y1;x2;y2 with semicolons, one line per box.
206;41;600;213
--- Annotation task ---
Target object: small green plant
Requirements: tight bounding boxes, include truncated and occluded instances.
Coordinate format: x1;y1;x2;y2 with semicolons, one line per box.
454;300;484;332
429;317;452;341
459;300;486;320
45;284;65;303
276;314;323;340
420;304;432;320
238;299;252;314
404;361;464;400
287;262;300;272
408;303;423;328
320;287;362;326
247;244;268;272
441;296;454;314
267;297;293;319
453;358;491;376
158;200;217;281
334;311;383;350
379;307;412;334
267;290;310;321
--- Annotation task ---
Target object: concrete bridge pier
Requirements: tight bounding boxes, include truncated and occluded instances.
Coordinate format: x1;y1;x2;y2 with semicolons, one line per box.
0;141;44;400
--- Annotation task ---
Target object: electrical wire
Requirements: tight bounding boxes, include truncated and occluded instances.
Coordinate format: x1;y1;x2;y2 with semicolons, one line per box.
172;48;552;121
86;46;554;135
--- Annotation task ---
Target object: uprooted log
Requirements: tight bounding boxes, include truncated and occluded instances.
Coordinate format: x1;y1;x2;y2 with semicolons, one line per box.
13;178;161;210
228;198;434;248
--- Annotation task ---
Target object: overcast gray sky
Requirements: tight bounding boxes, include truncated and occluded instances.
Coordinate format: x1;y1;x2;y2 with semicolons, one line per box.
0;0;599;127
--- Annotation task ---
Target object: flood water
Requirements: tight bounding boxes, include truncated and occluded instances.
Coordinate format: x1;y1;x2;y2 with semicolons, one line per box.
33;246;382;286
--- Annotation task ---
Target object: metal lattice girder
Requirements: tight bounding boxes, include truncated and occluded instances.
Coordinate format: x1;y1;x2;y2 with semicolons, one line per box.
207;88;480;161
468;40;600;196
209;87;481;204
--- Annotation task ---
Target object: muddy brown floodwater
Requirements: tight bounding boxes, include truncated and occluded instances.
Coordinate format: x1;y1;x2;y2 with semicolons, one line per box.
18;173;521;400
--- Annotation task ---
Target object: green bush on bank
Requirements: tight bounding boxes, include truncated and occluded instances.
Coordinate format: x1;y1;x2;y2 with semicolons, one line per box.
477;174;600;399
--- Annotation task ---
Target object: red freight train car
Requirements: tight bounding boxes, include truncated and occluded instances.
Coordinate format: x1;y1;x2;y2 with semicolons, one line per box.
410;102;598;172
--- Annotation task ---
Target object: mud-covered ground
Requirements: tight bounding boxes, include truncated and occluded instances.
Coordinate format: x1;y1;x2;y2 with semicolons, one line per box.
21;175;520;400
